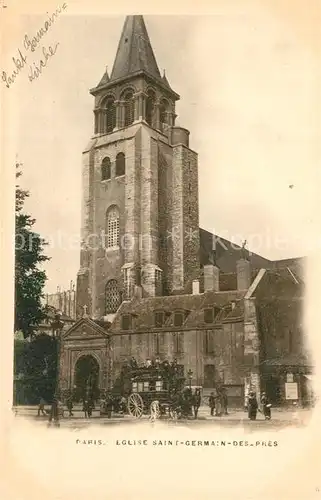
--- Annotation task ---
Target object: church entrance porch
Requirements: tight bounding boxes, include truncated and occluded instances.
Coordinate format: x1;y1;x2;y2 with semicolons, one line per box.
59;316;111;403
74;354;100;402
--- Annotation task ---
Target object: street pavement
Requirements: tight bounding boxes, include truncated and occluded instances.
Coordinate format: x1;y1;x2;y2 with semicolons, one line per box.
13;405;312;429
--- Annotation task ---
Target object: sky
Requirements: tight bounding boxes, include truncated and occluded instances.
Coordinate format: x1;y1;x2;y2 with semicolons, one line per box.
4;1;321;293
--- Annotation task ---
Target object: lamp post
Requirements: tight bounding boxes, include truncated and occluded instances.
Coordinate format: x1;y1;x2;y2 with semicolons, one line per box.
187;369;193;390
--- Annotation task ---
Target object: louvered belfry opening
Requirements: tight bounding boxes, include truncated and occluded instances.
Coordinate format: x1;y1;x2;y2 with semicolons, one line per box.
105;97;116;133
105;279;120;314
123;91;134;126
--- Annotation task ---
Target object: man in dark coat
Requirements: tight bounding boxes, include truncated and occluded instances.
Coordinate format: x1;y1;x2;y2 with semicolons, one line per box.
247;391;258;420
87;398;94;418
221;388;228;415
129;357;138;369
209;392;216;416
66;394;74;417
48;396;60;427
83;399;89;418
105;393;113;418
193;388;201;419
261;392;271;420
37;397;46;416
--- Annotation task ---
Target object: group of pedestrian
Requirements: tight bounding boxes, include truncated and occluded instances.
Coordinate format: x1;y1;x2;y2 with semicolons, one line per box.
247;391;272;421
208;388;228;417
171;387;201;419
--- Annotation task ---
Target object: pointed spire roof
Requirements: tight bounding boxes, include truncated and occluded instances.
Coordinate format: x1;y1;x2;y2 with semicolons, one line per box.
90;16;179;99
162;69;170;86
110;15;161;82
97;66;110;87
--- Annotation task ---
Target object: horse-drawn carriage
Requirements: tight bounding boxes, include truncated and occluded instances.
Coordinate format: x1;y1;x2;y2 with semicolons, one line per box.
127;365;186;418
105;360;192;419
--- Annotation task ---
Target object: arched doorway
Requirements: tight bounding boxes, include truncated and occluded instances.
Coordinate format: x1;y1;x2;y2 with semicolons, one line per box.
74;355;100;402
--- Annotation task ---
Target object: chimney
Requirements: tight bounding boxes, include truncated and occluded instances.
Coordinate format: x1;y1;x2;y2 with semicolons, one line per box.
236;258;251;290
192;280;200;295
133;285;143;300
204;264;220;292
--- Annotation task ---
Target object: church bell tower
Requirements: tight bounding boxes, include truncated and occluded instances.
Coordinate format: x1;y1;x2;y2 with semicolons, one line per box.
76;15;200;320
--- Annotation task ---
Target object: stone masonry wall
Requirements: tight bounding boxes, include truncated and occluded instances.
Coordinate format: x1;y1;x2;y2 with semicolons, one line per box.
111;320;246;388
182;146;199;293
91;136;128;318
243;297;261;398
76;142;96;317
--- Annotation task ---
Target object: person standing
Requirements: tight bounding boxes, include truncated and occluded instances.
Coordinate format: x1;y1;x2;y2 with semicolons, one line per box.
106;393;113;419
193;388;201;419
215;389;222;416
247;391;258;420
37;397;46;416
209;392;216;416
48;396;60;427
83;399;89;418
221;388;228;415
87;398;94;418
261;392;272;420
129;357;138;369
66;394;74;417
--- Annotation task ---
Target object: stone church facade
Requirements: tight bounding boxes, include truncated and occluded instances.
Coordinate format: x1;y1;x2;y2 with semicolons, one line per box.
59;16;310;407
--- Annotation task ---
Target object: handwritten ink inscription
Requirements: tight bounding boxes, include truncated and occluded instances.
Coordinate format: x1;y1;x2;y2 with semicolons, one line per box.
2;3;67;88
28;43;60;82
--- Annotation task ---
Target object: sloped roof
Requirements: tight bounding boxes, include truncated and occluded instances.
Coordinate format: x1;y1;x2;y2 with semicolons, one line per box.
42;305;74;323
199;228;273;272
62;316;109;339
91;16;178;97
96;67;110;88
110;15;162;82
111;289;246;332
199;228;304;276
261;353;311;367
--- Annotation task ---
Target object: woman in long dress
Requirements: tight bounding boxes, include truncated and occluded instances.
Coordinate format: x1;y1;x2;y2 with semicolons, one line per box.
247;391;258;420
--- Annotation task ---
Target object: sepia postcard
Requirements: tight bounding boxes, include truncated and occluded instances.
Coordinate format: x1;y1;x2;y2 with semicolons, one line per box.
1;1;321;499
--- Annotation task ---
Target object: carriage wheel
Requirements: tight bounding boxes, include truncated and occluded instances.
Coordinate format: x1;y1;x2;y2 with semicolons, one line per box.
150;400;160;421
128;393;144;418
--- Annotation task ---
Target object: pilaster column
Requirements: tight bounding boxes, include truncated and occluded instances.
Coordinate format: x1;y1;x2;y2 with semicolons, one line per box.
134;91;147;121
141;92;147;121
119;100;125;129
94;109;99;134
101;109;107;134
114;100;121;129
133;92;140;121
166;110;176;127
155;103;161;129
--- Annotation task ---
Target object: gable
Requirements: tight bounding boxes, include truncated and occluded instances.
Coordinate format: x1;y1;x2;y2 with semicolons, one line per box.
62;318;109;340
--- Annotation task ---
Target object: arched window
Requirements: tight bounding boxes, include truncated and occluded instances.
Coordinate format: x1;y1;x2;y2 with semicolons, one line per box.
123;91;134;126
105;97;116;133
105;279;120;313
146;90;156;126
106;205;120;248
159;99;169;130
101;157;111;181
116;152;125;177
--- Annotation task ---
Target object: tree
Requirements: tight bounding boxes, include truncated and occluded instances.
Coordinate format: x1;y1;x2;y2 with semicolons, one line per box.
15;163;50;337
13;334;58;404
